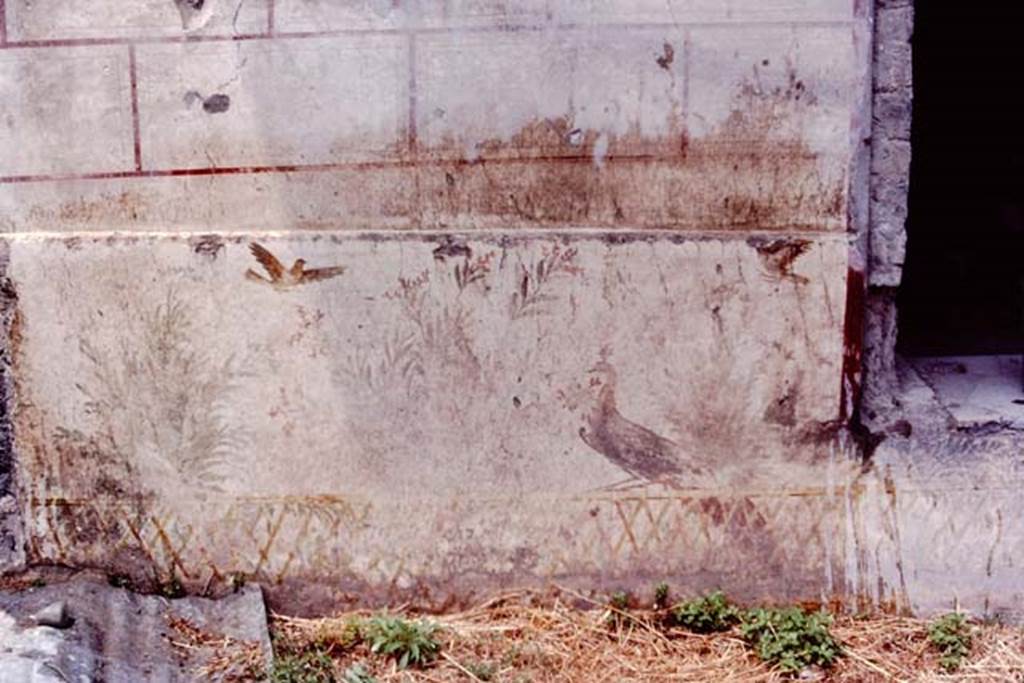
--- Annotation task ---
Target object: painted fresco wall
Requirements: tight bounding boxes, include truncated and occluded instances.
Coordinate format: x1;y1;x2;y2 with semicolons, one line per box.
6;0;1016;619
7;231;853;607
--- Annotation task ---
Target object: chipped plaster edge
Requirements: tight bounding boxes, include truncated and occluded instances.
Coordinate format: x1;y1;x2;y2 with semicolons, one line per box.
0;238;26;573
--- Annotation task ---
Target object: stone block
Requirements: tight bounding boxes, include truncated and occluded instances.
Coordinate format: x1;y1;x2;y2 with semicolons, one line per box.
0;46;134;178
5;0;269;41
135;36;409;170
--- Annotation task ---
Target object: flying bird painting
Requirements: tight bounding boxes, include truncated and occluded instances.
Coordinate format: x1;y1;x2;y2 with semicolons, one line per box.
245;243;346;289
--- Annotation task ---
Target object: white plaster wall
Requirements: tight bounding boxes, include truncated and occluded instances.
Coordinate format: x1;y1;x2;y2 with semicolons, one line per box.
6;0;969;614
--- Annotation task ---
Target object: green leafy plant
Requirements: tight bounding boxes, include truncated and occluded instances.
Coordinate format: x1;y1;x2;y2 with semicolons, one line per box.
270;649;335;683
360;614;441;669
229;572;248;593
465;660;498;681
609;590;631;611
653;582;671;609
311;617;362;654
928;613;972;672
670;591;741;633
341;662;378;683
158;574;186;599
107;573;133;590
604;590;634;628
739;607;841;673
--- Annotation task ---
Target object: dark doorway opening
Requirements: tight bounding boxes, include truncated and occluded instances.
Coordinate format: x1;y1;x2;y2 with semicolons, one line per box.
898;3;1024;358
897;3;1024;425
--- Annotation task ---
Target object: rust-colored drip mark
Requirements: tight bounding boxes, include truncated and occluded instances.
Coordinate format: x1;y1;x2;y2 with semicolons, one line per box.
406;32;421;222
839;266;866;421
128;45;143;172
681;29;692;120
267;0;275;35
407;32;418;155
0;0;7;45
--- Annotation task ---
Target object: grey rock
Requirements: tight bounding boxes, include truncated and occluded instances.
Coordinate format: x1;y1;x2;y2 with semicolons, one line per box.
798;665;825;680
875;43;913;92
0;574;272;682
872;92;913;141
33;600;73;629
870;139;912;184
876;5;914;46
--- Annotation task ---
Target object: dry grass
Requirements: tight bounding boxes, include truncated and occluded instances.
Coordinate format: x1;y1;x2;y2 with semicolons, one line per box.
265;589;1024;683
166;614;268;681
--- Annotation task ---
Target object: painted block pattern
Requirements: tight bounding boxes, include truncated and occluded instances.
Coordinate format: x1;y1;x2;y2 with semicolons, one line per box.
0;1;864;232
135;36;409;169
273;0;432;32
414;27;687;157
0;168;418;232
687;25;855;154
560;0;854;25
5;0;269;41
0;46;134;178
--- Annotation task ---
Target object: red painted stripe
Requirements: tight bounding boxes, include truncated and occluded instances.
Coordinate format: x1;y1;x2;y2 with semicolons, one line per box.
128;46;143;172
0;152;696;185
2;32;276;50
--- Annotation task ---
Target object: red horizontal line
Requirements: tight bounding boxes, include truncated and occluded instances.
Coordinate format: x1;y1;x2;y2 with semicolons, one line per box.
3;32;282;50
0;153;694;185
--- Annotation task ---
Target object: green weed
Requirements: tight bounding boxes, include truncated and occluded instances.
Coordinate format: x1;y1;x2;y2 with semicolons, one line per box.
739;607;841;673
609;590;631;611
269;649;335;683
928;613;972;672
670;591;741;633
465;660;498;681
360;614;441;669
653;582;670;609
158;574;186;599
340;662;378;683
604;590;634;628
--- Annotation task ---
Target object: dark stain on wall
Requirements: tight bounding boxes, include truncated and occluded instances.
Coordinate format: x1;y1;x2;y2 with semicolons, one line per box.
840;266;867;422
656;42;675;71
189;234;226;260
202;93;231;114
0;278;15;501
748;237;813;283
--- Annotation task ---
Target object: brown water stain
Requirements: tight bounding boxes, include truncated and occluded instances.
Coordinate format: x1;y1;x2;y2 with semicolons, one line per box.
416;87;844;231
12;75;842;233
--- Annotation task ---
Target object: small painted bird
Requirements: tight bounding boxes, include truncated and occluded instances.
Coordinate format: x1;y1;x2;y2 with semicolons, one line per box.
752;239;812;284
574;360;710;489
245;243;346;289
